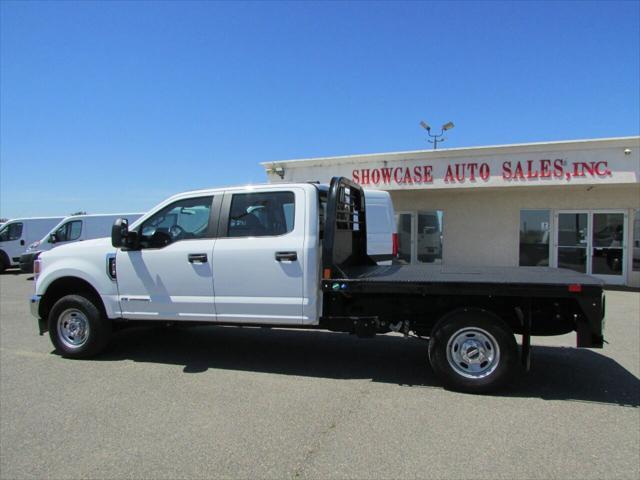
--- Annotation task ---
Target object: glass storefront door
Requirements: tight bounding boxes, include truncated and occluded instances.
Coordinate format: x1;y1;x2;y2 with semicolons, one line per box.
555;211;627;284
396;213;413;263
591;213;625;277
557;213;588;273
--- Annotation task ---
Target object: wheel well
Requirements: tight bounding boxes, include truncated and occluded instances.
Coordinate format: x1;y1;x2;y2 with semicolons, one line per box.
431;307;510;334
40;277;107;321
0;249;9;265
409;299;521;338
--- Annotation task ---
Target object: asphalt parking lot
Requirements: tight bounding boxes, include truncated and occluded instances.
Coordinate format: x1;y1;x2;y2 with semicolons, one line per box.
0;271;638;480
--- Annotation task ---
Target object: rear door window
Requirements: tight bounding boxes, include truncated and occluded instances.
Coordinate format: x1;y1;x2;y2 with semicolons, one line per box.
228;191;295;237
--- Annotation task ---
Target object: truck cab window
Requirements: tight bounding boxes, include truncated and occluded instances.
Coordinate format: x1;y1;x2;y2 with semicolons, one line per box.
138;196;213;248
0;223;23;242
228;191;295;237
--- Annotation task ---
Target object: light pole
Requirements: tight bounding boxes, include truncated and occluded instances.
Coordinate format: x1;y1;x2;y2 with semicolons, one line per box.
420;120;455;150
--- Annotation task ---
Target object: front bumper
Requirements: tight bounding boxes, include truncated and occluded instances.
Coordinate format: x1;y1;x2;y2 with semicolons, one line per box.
30;295;41;319
20;252;38;273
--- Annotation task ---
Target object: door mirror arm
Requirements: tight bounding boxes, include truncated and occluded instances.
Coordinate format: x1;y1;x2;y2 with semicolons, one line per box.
124;231;140;251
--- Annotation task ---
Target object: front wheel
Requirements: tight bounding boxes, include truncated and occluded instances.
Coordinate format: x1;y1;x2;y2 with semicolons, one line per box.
48;294;112;358
428;310;518;393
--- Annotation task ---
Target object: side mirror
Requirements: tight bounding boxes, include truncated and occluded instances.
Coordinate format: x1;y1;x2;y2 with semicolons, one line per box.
111;218;129;248
49;233;57;244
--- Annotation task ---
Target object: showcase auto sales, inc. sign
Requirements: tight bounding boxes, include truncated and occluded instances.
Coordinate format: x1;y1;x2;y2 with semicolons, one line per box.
350;157;626;189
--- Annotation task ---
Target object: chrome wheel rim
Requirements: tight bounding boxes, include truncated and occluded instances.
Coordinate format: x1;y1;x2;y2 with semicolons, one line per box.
446;327;500;379
57;309;89;349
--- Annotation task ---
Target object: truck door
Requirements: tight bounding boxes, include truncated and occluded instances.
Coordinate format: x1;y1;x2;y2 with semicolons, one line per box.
212;188;305;324
115;195;217;321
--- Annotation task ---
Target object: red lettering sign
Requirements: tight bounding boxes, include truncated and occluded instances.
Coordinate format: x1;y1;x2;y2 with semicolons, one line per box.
352;159;610;186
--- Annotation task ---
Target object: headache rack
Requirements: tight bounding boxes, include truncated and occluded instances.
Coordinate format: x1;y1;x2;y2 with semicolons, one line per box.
322;177;376;279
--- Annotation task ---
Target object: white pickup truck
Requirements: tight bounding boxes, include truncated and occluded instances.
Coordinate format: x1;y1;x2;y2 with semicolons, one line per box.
30;178;605;393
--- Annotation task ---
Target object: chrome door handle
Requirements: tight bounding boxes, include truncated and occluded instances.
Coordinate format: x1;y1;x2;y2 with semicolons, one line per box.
188;253;208;263
275;251;297;262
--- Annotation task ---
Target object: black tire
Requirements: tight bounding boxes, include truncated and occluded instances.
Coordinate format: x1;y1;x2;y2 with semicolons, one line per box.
428;310;518;393
48;294;112;358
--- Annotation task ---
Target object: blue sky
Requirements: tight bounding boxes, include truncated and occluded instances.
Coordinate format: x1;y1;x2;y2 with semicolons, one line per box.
1;0;639;218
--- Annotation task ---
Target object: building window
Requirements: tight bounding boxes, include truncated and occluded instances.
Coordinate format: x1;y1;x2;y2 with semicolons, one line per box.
417;211;443;263
395;211;444;264
633;209;640;272
520;210;550;267
395;213;412;263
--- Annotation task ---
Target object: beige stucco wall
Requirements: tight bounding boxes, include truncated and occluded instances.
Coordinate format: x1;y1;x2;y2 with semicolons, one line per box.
390;184;640;286
263;137;640;286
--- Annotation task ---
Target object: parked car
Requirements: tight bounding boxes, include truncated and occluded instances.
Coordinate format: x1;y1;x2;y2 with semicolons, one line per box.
20;213;144;273
0;217;64;272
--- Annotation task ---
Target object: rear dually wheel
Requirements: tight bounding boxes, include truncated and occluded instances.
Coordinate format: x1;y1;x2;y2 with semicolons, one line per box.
428;310;518;393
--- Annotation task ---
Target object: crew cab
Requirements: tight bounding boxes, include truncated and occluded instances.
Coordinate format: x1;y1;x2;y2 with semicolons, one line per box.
30;178;606;393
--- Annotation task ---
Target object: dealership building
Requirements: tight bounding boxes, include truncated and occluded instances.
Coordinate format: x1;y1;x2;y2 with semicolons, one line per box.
263;136;640;287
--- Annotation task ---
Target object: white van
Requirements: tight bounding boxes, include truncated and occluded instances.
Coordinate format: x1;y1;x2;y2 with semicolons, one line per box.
363;189;397;264
0;217;64;272
20;213;143;273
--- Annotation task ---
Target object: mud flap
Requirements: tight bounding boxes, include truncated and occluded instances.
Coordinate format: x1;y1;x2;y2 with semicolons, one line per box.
38;316;48;336
515;304;532;371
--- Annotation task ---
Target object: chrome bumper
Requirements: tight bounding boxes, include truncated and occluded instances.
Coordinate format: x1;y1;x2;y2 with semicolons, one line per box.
30;295;41;319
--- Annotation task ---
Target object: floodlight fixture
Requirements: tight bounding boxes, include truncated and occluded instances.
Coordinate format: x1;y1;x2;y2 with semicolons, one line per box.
420;119;456;150
419;120;431;132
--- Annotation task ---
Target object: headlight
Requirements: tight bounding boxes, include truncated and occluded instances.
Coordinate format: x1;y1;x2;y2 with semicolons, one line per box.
33;258;42;280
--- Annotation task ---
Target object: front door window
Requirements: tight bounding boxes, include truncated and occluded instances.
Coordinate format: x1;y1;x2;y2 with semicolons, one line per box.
138;196;212;248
